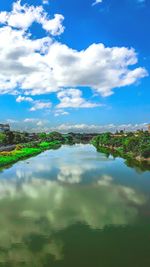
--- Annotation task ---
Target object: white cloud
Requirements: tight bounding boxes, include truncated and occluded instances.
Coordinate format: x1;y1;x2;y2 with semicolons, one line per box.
54;109;69;117
0;1;147;102
16;95;33;103
24;118;38;123
30;101;51;111
7;120;149;133
92;0;145;7
34;43;148;96
92;0;103;6
23;118;48;128
42;14;64;35
24;118;45;125
16;95;51;112
0;29;147;97
57;88;100;108
50;123;149;133
0;1;64;35
6;119;19;123
42;0;49;5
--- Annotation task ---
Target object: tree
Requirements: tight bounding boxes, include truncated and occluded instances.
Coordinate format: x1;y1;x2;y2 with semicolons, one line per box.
5;131;14;145
38;132;47;140
0;133;6;145
47;132;64;141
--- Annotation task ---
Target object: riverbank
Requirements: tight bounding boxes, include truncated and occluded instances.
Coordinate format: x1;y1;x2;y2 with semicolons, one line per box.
94;144;150;163
0;141;61;168
92;144;150;171
1;132;150;170
0;133;97;168
0;145;16;153
91;133;150;170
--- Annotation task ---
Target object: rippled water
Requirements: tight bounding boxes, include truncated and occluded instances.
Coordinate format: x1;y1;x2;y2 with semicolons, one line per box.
0;144;150;267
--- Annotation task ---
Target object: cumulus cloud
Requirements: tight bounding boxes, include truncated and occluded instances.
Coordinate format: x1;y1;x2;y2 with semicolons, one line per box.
50;123;149;133
0;0;64;34
23;118;49;129
46;42;148;97
16;95;33;102
6;120;149;133
30;100;51;111
6;119;19;123
0;28;147;97
0;1;147;104
16;95;51;113
54;109;69;117
24;118;38;123
57;88;101;108
4;118;49;132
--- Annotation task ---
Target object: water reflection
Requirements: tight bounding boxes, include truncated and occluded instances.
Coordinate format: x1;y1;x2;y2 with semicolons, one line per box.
0;145;149;266
0;175;147;265
0;145;112;183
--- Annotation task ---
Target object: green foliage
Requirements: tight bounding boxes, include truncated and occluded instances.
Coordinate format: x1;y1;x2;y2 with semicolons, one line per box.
122;136;139;153
140;146;150;158
0;147;41;167
13;132;27;144
5;131;15;144
92;132;150;161
0;131;33;145
38;132;47;140
0;133;6;144
38;141;61;149
0;141;62;167
46;132;65;142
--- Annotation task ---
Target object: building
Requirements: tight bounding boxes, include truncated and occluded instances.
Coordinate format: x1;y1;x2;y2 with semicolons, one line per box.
0;124;10;133
148;124;150;133
28;133;38;141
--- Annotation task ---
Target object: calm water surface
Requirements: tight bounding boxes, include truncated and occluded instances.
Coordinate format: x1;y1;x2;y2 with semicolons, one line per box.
0;144;150;267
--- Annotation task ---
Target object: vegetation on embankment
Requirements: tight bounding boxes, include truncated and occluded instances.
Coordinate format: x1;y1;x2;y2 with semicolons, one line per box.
1;128;150;170
0;130;97;168
0;141;61;168
92;131;150;167
0;130;97;147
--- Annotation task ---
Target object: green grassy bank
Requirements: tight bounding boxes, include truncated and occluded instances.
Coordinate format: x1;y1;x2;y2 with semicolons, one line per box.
0;141;62;168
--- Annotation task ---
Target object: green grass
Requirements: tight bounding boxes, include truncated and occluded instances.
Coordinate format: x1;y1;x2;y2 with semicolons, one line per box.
38;140;61;149
0;141;62;168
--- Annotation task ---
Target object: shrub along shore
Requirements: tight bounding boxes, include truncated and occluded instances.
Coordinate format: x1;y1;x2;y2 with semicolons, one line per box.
92;132;150;169
0;141;61;168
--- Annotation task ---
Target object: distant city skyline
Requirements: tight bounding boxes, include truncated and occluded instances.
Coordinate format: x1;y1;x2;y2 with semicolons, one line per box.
0;0;149;132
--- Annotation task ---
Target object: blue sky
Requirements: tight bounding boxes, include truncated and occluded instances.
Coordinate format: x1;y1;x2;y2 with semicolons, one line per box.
0;0;149;132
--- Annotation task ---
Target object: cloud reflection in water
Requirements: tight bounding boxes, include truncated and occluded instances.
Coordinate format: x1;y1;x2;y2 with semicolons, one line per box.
0;145;148;266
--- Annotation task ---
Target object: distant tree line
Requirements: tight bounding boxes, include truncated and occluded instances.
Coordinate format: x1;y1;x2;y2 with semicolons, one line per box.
0;131;97;147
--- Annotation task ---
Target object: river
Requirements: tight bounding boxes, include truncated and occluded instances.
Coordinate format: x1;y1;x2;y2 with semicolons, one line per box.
0;144;150;267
